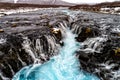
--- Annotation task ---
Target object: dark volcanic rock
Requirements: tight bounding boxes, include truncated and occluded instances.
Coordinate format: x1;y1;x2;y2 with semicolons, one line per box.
0;8;120;80
76;12;120;80
0;10;68;79
76;26;100;42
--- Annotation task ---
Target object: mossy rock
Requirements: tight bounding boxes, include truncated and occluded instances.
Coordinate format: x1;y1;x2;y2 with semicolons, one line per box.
11;23;17;27
114;48;120;56
0;29;4;33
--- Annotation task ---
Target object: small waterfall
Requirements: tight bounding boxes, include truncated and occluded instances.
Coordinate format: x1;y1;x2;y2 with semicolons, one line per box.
0;72;10;80
80;37;107;53
21;34;60;64
0;38;6;44
0;29;60;80
22;36;40;63
12;28;99;80
71;23;82;35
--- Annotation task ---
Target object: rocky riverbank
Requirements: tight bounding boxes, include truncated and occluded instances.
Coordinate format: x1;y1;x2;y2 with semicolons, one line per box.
0;8;120;80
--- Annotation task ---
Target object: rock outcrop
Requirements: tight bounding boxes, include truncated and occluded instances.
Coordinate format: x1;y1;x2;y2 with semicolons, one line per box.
0;8;120;80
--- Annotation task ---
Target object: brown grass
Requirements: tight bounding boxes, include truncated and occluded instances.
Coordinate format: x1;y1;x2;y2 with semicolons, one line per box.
69;1;120;11
0;2;69;9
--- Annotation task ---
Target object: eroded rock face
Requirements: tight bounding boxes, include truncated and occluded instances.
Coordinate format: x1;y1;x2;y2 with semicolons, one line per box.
0;10;67;79
76;12;120;80
0;8;120;80
0;29;59;78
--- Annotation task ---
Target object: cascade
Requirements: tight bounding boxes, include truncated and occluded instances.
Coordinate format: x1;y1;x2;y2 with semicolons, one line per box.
12;28;99;80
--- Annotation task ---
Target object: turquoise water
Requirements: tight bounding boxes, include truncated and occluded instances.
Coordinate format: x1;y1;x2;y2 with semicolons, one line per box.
12;30;99;80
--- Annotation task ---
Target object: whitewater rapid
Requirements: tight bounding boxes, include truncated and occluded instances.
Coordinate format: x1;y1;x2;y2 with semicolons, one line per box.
12;29;99;80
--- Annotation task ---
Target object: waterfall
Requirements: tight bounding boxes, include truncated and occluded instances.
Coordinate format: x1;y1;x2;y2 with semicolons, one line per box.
1;7;120;80
80;37;107;53
12;28;99;80
21;34;59;64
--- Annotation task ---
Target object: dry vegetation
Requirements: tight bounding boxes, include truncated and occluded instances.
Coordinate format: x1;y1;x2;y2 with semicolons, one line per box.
69;1;120;12
0;2;69;9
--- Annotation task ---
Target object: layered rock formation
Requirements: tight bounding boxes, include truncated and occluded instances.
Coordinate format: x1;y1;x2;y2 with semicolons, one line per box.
0;8;120;80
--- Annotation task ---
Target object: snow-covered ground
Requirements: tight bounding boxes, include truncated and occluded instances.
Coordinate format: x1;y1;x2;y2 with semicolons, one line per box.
100;7;120;15
0;7;68;17
0;7;41;17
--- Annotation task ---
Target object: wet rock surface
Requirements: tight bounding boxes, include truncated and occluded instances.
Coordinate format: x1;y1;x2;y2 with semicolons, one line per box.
0;8;120;80
76;11;120;80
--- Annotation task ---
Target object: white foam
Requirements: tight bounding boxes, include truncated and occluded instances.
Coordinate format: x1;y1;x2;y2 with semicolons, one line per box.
80;37;107;53
0;38;6;44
